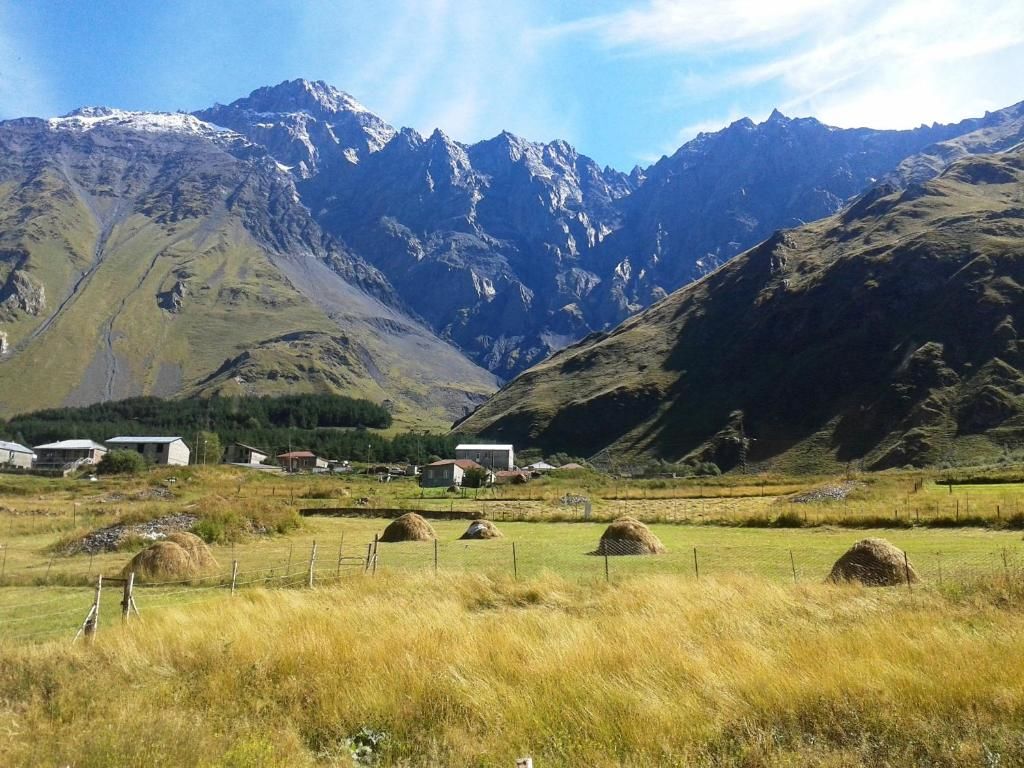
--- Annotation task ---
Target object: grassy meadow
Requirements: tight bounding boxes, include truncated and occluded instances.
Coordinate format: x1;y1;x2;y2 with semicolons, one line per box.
1;465;1024;765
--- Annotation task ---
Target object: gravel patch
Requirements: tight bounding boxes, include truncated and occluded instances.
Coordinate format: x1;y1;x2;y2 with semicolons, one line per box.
68;514;199;555
790;482;864;504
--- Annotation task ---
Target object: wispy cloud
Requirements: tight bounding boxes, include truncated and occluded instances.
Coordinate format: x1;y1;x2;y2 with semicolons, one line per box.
546;0;1024;143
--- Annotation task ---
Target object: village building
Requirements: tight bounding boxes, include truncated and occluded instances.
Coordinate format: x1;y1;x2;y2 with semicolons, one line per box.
0;440;35;469
277;450;328;472
494;469;530;485
224;442;269;466
454;443;515;472
105;436;191;466
525;460;556;472
33;440;108;471
420;458;489;488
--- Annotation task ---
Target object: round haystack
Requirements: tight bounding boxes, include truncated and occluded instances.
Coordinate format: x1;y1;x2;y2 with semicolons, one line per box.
594;517;666;556
122;541;198;581
163;531;219;571
459;519;503;540
379;512;436;542
828;538;919;586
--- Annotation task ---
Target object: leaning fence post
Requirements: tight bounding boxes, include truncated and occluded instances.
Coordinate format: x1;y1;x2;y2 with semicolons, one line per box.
230;560;239;595
512;541;518;580
372;534;379;576
336;535;344;578
604;548;610;583
693;547;700;580
307;540;318;588
789;550;797;583
903;551;912;591
365;542;373;573
121;572;135;624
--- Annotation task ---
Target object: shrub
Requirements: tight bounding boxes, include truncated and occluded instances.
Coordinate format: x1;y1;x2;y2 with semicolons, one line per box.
96;450;148;475
462;467;490;488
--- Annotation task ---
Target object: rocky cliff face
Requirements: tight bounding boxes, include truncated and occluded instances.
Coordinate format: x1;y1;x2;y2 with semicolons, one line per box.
457;146;1024;471
203;81;1024;379
0;108;495;424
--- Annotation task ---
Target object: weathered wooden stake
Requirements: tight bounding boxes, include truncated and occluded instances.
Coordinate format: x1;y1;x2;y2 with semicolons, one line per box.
790;550;797;583
903;551;912;591
285;542;293;580
336;535;345;578
371;534;379;576
512;541;518;579
307;540;318;588
693;547;700;580
86;575;103;640
364;542;373;572
604;549;610;582
45;552;55;581
434;538;439;573
121;572;135;624
230;560;239;595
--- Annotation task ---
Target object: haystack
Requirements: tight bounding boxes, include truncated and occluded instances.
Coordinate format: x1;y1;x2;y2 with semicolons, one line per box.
163;531;219;571
828;538;919;586
379;512;436;542
594;517;666;555
122;541;198;581
459;519;503;540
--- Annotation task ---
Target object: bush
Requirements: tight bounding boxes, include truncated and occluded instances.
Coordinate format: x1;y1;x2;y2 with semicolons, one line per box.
96;450;148;475
462;467;490;489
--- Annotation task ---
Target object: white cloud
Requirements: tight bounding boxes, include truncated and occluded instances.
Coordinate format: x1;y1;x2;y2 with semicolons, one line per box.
551;0;1024;139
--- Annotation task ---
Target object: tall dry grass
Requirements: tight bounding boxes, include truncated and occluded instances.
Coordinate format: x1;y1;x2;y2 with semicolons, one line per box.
2;573;1023;766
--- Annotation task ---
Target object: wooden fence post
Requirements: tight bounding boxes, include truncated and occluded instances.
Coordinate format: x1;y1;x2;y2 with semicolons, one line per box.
903;551;912;591
789;550;797;583
371;534;379;575
693;547;700;580
121;572;135;624
512;541;518;579
77;575;103;642
230;560;239;595
307;540;318;588
434;538;439;573
364;542;373;573
604;549;610;582
336;535;345;578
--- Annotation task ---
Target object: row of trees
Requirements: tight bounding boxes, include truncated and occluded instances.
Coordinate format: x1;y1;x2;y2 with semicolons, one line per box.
0;395;467;465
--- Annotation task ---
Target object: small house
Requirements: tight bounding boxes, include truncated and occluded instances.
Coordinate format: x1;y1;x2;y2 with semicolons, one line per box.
33;439;108;471
420;459;488;488
454;443;515;472
526;461;556;473
277;450;327;472
224;442;269;466
105;436;191;466
0;440;35;469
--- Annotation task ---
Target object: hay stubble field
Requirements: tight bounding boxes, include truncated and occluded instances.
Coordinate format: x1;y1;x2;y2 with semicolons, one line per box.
1;467;1023;766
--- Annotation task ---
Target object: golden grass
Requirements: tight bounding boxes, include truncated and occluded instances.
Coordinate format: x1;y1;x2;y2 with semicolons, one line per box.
1;573;1022;766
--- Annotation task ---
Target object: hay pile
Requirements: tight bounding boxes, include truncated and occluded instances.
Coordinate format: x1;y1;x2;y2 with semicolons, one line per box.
380;512;436;542
122;541;198;581
594;517;666;555
164;531;219;571
828;538;918;586
122;532;218;582
459;519;503;540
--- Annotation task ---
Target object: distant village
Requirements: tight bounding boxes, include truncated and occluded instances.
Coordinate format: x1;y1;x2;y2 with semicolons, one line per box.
0;437;584;485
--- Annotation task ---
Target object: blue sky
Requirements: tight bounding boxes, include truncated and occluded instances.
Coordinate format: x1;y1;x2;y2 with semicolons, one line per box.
1;0;1022;169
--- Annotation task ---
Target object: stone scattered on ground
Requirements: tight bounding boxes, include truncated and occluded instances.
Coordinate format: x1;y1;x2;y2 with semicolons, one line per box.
790;482;864;504
69;514;199;555
98;486;174;503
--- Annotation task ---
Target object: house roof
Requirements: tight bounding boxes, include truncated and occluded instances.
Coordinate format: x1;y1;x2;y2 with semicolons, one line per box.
106;436;183;444
278;451;317;459
527;461;556;470
495;470;528;478
33;439;107;451
455;443;514;451
234;442;268;454
0;440;34;455
428;459;483;470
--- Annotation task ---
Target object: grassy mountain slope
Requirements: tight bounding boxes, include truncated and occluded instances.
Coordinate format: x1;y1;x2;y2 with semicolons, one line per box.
0;114;495;429
458;147;1024;471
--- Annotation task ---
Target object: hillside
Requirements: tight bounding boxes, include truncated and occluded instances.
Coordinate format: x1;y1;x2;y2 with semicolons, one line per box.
0;109;496;428
205;80;1024;378
457;146;1024;472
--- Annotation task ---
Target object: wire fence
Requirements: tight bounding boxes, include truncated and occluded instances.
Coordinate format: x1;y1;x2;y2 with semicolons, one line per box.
2;536;1022;646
